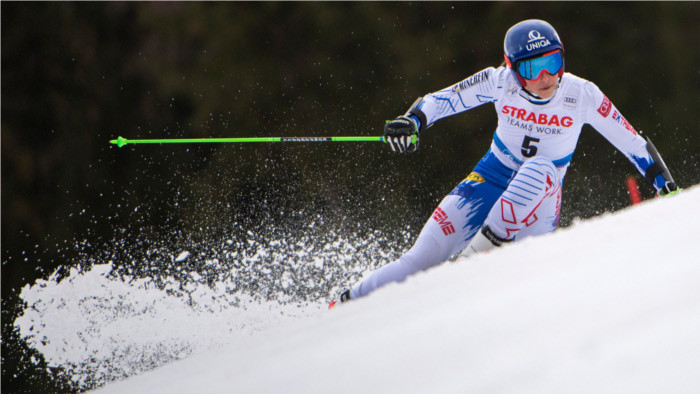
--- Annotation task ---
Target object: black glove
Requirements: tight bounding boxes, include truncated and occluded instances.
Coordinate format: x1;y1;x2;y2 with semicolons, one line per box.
384;116;419;153
658;181;679;196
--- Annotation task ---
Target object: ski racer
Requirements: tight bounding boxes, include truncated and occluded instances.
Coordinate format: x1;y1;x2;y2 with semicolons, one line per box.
330;19;678;307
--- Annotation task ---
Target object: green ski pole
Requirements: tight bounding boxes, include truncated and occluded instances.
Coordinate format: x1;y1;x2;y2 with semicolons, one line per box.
109;135;415;148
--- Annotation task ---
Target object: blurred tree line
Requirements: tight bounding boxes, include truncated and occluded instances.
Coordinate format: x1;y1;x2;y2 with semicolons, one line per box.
2;2;699;391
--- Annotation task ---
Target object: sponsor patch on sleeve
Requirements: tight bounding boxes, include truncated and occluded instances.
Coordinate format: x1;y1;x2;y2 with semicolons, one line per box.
452;70;490;93
597;95;612;118
612;110;637;134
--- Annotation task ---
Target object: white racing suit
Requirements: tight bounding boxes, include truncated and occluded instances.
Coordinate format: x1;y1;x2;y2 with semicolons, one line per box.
350;66;671;300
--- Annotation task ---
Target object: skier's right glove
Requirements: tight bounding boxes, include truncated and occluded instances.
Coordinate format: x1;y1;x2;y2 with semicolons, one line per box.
384;116;419;154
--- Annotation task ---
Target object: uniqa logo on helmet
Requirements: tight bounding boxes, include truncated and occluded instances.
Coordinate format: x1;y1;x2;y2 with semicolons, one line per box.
525;30;551;51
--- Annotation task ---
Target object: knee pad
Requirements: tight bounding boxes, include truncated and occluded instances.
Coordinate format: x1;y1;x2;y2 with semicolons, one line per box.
485;157;560;240
518;157;558;194
521;156;556;174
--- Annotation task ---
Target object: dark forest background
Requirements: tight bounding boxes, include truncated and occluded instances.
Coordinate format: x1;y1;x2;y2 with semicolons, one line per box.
2;2;699;392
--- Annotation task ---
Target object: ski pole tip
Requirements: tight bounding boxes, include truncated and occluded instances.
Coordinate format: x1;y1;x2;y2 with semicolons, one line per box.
110;136;128;148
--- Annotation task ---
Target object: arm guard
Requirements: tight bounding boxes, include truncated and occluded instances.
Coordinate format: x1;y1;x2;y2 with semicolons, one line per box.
643;136;675;187
405;97;429;133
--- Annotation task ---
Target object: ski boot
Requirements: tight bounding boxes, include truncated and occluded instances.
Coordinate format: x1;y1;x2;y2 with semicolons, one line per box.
328;290;351;309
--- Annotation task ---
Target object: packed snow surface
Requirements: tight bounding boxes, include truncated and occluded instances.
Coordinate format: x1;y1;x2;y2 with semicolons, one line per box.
19;186;700;393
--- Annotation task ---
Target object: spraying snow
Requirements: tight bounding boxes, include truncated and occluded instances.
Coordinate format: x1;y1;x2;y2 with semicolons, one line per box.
14;223;410;390
15;186;700;393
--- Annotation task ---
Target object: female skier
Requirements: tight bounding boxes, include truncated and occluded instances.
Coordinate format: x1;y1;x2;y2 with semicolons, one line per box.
332;19;678;306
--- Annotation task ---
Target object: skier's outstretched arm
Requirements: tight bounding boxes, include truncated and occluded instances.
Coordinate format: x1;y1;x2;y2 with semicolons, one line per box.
584;82;679;196
384;67;506;154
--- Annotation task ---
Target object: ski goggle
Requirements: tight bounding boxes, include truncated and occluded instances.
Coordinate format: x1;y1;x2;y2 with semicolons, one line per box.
516;50;563;80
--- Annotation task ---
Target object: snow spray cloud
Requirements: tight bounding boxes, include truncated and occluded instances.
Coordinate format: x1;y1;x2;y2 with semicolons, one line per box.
14;198;414;391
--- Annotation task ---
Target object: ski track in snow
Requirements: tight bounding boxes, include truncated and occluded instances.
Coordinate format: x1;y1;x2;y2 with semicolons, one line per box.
15;185;700;393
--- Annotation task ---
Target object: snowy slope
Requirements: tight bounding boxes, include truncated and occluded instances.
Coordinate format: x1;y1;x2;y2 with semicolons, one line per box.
92;186;700;394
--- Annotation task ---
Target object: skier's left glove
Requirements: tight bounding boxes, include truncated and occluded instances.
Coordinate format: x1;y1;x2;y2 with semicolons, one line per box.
658;181;679;197
384;116;419;154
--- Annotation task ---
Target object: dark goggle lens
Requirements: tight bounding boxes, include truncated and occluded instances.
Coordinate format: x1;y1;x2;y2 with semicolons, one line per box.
517;50;563;80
